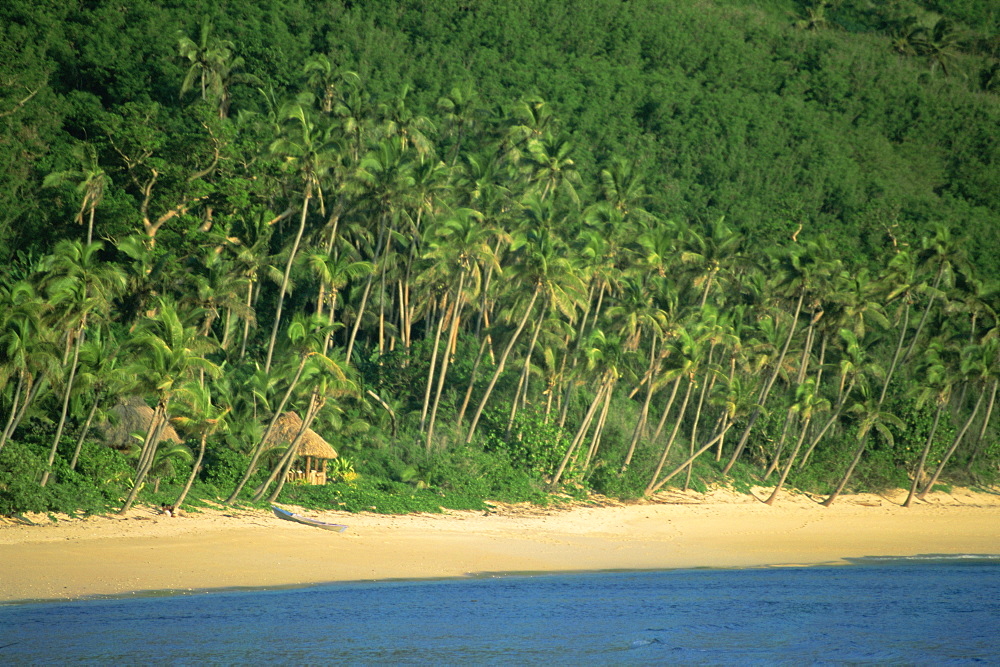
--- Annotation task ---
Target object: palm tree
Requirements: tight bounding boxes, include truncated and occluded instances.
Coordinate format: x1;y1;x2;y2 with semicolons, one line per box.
793;1;833;31
464;202;585;444
264;102;339;372
379;84;435;156
437;82;483;166
0;281;56;451
645;325;705;495
679;217;746;308
903;337;956;507
68;330;137;470
821;387;904;507
177;18;254;116
43;142;107;245
609;276;670;470
226;314;333;503
723;238;838;476
916;339;995;500
119;299;220;514
40;240;125;486
798;328;880;469
303;53;360;115
915;18;960;76
523;132;582;205
251;345;355;503
902;225;967;364
420;207;499;449
764;379;829;504
170;381;230;511
550;328;625;486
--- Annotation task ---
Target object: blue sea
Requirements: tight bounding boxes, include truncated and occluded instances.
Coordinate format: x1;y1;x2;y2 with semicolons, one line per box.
2;556;999;665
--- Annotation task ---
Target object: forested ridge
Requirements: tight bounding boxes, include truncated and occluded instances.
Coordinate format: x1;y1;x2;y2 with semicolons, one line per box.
1;0;998;515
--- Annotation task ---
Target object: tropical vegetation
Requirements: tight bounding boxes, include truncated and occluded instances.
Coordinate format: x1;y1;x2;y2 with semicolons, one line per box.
1;0;998;516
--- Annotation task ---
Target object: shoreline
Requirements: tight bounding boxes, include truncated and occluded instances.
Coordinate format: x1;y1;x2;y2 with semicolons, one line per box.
2;485;999;604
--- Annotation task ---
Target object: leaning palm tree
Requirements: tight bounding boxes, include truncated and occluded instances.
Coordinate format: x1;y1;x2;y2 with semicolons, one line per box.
226;314;337;503
170;381;230;511
464;207;585;444
39;241;125;487
902;338;955;507
251;346;356;503
821;388;904;507
764;379;829;505
0;282;56;451
916;339;995;501
119;299;220;514
264;102;339;373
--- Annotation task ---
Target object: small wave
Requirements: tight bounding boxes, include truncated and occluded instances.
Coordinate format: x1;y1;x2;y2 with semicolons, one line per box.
846;554;1000;565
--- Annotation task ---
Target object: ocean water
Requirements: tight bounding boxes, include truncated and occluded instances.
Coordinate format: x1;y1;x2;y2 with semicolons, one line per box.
2;556;998;665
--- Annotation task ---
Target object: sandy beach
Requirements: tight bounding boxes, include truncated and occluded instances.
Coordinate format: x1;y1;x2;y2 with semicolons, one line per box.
2;486;998;603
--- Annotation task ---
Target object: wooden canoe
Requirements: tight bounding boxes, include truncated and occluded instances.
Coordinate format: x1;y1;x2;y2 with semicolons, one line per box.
272;505;348;532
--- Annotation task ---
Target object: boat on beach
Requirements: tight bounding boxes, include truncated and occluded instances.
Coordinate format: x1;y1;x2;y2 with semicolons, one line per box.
272;505;348;532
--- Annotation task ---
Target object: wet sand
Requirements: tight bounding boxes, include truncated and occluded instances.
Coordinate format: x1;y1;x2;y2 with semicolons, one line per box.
2;486;998;603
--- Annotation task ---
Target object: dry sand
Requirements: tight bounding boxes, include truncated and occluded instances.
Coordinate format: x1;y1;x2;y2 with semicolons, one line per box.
2;486;998;603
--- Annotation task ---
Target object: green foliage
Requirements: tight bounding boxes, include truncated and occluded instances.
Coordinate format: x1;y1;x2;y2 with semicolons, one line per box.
1;0;999;516
481;407;570;478
0;440;128;515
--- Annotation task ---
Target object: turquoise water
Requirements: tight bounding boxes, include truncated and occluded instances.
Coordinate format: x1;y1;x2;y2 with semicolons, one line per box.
2;557;999;664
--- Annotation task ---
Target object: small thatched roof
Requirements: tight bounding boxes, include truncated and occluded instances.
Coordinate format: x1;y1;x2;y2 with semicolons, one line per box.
101;396;183;450
264;412;338;459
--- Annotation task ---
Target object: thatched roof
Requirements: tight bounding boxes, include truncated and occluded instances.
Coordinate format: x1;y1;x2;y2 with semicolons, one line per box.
264;412;338;459
101;396;182;450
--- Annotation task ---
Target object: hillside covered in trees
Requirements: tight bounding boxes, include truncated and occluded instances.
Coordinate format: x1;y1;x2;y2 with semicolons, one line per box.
1;0;998;515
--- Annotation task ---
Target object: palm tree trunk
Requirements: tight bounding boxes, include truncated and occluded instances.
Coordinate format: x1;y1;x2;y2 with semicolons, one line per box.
239;280;255;361
903;404;944;507
253;398;316;503
506;313;544;436
646;420;734;495
0;371;25;452
902;268;943;364
120;399;170;514
174;434;207;511
42;324;85;487
716;356;737;461
765;412;796;480
69;397;101;470
723;291;805;476
821;434;868;508
420;295;449;433
649;375;683;443
346;219;389;362
465;286;541;443
225;355;309;503
764;416;812;505
86;204;96;246
645;377;696;495
427;283;466;450
584;383;615;469
4;375;45;450
265;188;312;373
917;391;985;499
456;336;490;427
551;375;610;486
965;378;998;474
622;336;658;470
685;362;717;491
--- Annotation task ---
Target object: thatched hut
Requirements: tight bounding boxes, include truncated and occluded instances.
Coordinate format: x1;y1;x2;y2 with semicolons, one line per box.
101;396;182;451
265;412;338;485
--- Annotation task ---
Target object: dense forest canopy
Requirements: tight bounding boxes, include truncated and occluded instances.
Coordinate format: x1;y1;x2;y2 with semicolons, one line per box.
1;0;998;515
